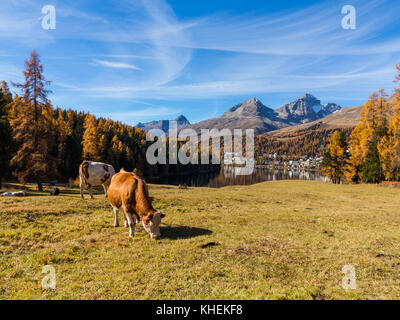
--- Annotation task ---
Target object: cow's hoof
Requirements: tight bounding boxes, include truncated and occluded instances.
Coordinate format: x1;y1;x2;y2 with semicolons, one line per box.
114;223;119;227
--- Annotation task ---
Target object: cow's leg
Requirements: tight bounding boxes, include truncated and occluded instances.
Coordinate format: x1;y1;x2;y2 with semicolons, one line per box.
80;180;84;199
133;213;140;224
103;184;108;198
88;185;94;199
113;207;119;227
124;211;136;238
124;214;139;227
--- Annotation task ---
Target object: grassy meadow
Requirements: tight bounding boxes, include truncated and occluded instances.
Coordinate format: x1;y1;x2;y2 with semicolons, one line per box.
1;180;400;300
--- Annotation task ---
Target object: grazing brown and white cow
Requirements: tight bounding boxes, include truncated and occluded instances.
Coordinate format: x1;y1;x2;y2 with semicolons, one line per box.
107;169;165;239
79;161;115;199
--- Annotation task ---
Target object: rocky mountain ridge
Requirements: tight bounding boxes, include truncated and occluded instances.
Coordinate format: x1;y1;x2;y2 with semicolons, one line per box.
136;94;343;135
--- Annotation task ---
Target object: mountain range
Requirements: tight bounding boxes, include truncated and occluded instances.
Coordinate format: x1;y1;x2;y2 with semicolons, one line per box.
137;115;191;132
265;104;362;137
275;94;341;124
136;94;348;136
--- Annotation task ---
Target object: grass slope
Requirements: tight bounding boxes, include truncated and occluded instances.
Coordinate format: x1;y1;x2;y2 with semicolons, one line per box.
1;181;400;299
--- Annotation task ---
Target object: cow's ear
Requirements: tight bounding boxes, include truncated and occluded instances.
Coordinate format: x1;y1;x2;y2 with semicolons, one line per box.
160;213;166;219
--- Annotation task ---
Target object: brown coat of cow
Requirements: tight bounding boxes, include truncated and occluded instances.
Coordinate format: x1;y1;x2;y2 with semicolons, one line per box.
107;170;165;238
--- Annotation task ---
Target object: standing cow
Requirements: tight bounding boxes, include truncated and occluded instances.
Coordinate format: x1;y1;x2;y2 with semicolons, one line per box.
79;161;115;199
108;169;165;239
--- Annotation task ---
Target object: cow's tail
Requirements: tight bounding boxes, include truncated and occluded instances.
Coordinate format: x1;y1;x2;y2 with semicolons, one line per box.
79;162;84;184
79;161;88;198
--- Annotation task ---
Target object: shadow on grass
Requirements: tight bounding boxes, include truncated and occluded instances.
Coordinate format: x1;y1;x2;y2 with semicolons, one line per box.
160;225;212;240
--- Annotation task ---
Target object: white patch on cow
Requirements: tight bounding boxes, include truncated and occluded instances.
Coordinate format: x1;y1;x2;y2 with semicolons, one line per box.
80;161;115;199
113;206;119;227
125;212;136;238
142;211;163;239
124;216;129;228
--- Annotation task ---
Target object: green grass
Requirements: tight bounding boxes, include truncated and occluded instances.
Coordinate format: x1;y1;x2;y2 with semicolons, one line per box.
1;180;400;299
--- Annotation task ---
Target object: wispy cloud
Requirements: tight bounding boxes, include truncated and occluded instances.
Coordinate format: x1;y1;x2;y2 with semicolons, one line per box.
60;0;400;103
80;54;154;60
91;59;142;70
52;81;80;90
0;61;24;85
179;0;400;56
58;7;109;24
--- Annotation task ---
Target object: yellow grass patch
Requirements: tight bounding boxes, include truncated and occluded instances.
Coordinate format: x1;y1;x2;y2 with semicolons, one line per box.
1;181;400;299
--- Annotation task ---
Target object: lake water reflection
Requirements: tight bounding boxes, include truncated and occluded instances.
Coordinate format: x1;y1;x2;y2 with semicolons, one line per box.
148;166;328;188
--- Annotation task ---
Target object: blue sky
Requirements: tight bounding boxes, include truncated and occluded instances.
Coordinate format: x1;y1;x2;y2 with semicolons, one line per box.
1;0;400;125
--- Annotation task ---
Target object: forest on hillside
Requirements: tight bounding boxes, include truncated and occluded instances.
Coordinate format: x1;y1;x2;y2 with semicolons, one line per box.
254;127;354;158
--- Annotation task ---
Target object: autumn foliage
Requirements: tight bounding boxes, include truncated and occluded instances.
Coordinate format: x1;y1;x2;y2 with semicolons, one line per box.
320;131;349;184
322;64;400;184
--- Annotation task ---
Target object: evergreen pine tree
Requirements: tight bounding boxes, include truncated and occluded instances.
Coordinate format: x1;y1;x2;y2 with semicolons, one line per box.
10;51;58;190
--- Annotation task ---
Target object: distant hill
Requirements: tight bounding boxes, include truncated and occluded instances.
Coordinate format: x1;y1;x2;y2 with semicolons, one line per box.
137;115;191;132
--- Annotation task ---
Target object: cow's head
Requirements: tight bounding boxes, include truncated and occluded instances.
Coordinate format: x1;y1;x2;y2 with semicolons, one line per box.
142;211;165;239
